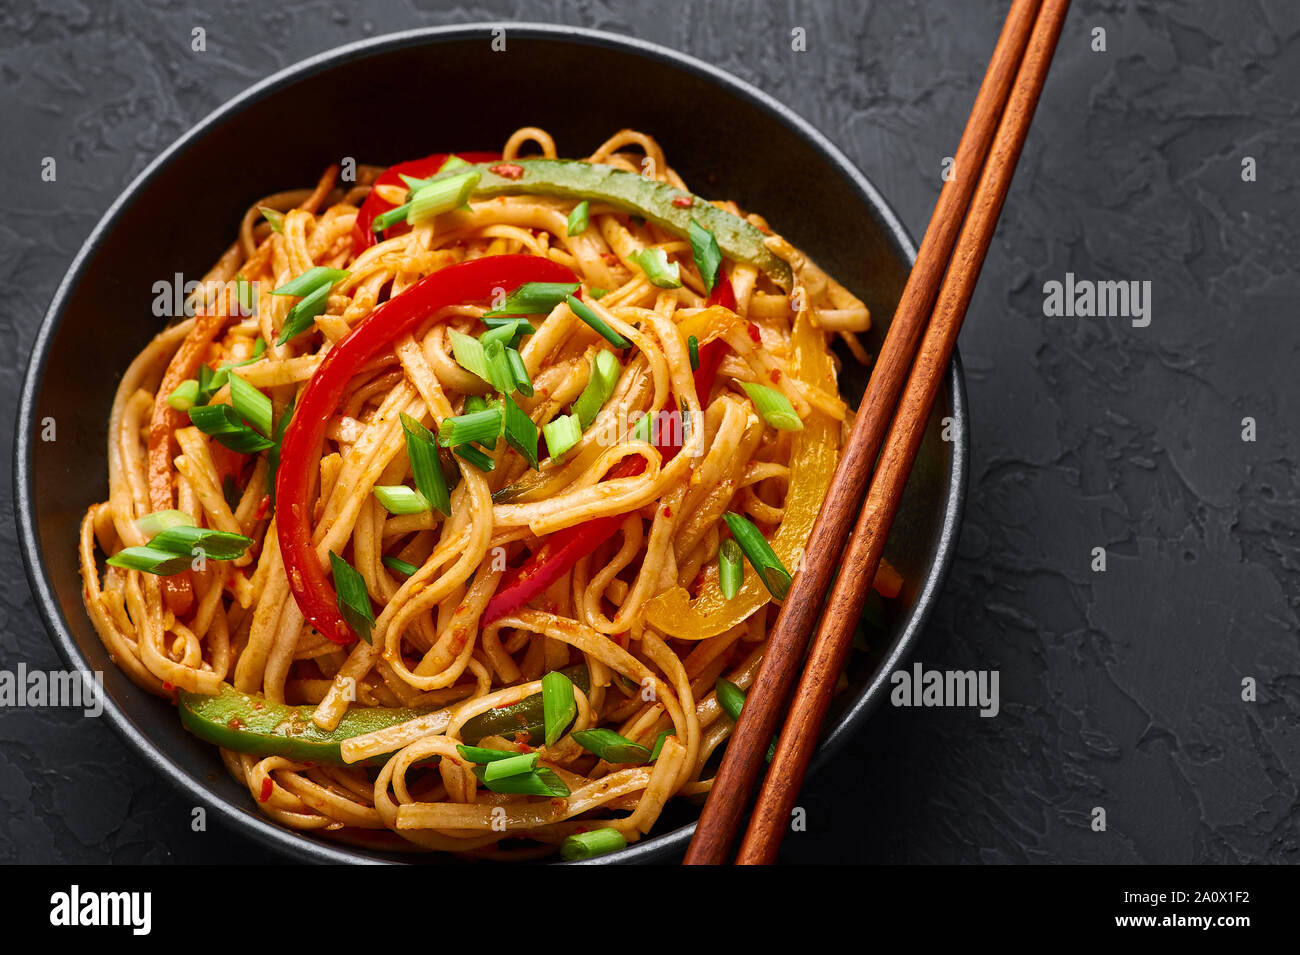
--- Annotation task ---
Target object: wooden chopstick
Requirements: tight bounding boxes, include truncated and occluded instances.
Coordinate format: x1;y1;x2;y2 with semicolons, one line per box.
683;0;1070;866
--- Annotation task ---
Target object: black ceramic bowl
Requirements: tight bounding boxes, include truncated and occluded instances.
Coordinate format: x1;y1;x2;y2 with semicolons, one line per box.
15;23;966;864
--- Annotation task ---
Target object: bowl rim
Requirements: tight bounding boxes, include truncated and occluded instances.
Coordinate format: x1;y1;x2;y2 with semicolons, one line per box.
14;21;967;865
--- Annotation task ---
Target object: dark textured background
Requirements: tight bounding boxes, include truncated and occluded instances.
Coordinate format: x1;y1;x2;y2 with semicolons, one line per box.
2;0;1297;864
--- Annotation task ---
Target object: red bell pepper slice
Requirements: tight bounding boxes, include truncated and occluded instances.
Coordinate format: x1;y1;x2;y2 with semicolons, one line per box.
351;151;501;255
481;274;737;624
276;254;576;645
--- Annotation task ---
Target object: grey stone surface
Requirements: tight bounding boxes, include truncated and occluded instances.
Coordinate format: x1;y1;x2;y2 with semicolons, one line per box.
1;0;1296;864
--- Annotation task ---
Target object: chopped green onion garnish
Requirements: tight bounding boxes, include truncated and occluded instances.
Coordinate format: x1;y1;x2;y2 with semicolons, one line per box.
135;510;193;536
472;765;570;797
448;329;490;383
167;380;200;412
373;485;430;515
501;395;539;469
148;525;254;560
542;413;582;461
687;335;700;371
565;295;630;348
715;677;745;722
722;511;792;601
456;744;518;764
505;347;533;397
398;155;471;194
740;382;803;431
438;408;502;449
482;752;539;781
688;219;722;293
649;731;675;762
371;202;411;232
258;206;284;233
572;349;621;429
571;728;652;764
188;404;275;454
542;670;577;747
719;538;743;600
235;274;257;316
484;282;579;318
560;828;627;861
407;170;481;225
265;393;295;504
480;315;537;343
566;200;589;236
228;374;272;438
589;287;609;299
631;247;682;289
631;412;653;444
399;413;451;515
329;551;374;645
715;677;776;762
105;546;193;576
382;555;420;577
270;267;349;299
452;445;495;472
482;338;516;394
462;395;490;415
276;281;332;345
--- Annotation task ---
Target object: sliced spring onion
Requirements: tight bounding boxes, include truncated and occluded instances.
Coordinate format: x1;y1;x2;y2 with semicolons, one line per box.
463;395;490;415
329;551;374;645
452;444;495;472
448;329;490;382
166;380;200;412
542;670;577;747
560;828;627;861
687;335;700;371
372;485;430;515
740;382;803;431
631;247;682;289
542;413;582;461
505;347;533;397
105;546;193;576
501;395;539;469
719;538;743;600
566;199;589;236
382;555;420;577
228;374;272;438
649;730;675;762
471;765;570;797
484;282;579;318
371;202;411;232
722;511;792;601
407;170;481;225
456;744;518;764
399;413;451;516
135;510;192;536
188;404;275;454
480;315;537;343
276;281;333;346
438;408;502;449
571;349;621;429
235;274;257;316
258;206;284;233
148;525;254;561
589;287;609;299
715;677;776;762
265;393;295;504
482;751;539;781
482;339;516;394
565;294;630;348
571;728;652;764
689;219;723;293
270;267;349;299
631;412;653;444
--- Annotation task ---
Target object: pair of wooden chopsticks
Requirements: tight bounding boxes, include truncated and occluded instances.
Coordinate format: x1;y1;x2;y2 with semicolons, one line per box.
684;0;1071;866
